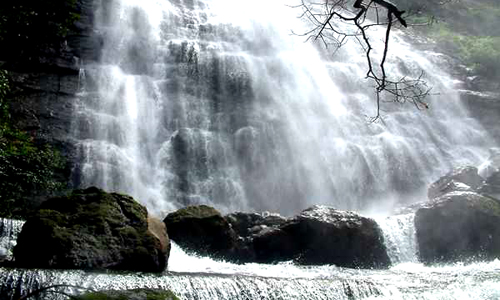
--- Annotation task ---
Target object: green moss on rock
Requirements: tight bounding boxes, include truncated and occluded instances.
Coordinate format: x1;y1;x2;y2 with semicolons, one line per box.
13;187;169;272
166;205;221;221
75;289;179;300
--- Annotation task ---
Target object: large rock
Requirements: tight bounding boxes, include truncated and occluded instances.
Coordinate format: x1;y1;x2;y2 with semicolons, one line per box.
253;206;390;268
427;166;484;200
13;187;169;272
415;191;500;264
164;205;238;259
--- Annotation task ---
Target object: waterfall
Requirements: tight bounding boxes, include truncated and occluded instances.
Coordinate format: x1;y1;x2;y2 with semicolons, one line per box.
0;219;24;262
71;0;491;216
377;213;418;264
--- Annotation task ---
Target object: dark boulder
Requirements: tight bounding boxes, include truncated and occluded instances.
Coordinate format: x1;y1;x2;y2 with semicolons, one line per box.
427;166;483;200
415;191;500;264
164;205;238;259
75;289;179;300
253;205;390;268
13;187;169;272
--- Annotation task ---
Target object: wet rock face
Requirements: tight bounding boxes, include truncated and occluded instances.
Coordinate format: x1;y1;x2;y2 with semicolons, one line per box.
13;187;169;272
415;191;500;264
427;166;484;200
253;206;391;268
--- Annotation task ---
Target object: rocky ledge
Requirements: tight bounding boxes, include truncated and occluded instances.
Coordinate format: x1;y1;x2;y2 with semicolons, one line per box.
164;204;390;269
13;187;170;272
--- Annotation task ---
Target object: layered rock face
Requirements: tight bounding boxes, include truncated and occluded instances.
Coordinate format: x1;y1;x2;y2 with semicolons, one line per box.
14;187;170;272
165;205;390;268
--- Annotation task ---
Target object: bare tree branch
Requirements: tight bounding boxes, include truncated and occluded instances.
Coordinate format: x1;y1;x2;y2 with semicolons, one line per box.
296;0;433;121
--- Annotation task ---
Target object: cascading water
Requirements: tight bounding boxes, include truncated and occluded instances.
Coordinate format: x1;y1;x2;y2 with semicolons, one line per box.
2;238;500;299
0;219;23;262
376;213;418;264
72;0;492;216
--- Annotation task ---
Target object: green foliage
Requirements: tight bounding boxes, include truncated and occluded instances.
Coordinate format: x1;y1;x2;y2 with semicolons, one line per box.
0;70;66;219
0;0;79;60
426;22;500;78
454;36;500;77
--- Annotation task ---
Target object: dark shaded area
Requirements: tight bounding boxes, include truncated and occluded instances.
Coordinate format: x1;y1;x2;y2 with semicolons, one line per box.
0;0;101;219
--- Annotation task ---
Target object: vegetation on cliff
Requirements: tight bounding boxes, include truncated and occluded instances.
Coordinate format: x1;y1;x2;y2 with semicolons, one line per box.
0;0;80;218
406;0;500;79
0;70;65;219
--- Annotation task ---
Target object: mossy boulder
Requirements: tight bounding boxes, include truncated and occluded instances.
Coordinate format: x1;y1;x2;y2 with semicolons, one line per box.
163;205;238;259
13;187;170;272
75;289;179;300
415;191;500;264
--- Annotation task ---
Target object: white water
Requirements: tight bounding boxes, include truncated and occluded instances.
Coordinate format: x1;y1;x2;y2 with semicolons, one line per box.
376;213;418;264
1;215;500;299
72;0;492;217
0;219;23;261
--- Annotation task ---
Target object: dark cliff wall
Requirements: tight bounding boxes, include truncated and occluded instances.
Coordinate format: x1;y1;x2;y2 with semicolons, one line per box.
1;0;99;205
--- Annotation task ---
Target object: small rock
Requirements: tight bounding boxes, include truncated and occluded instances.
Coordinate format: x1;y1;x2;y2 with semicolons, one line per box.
428;166;484;199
